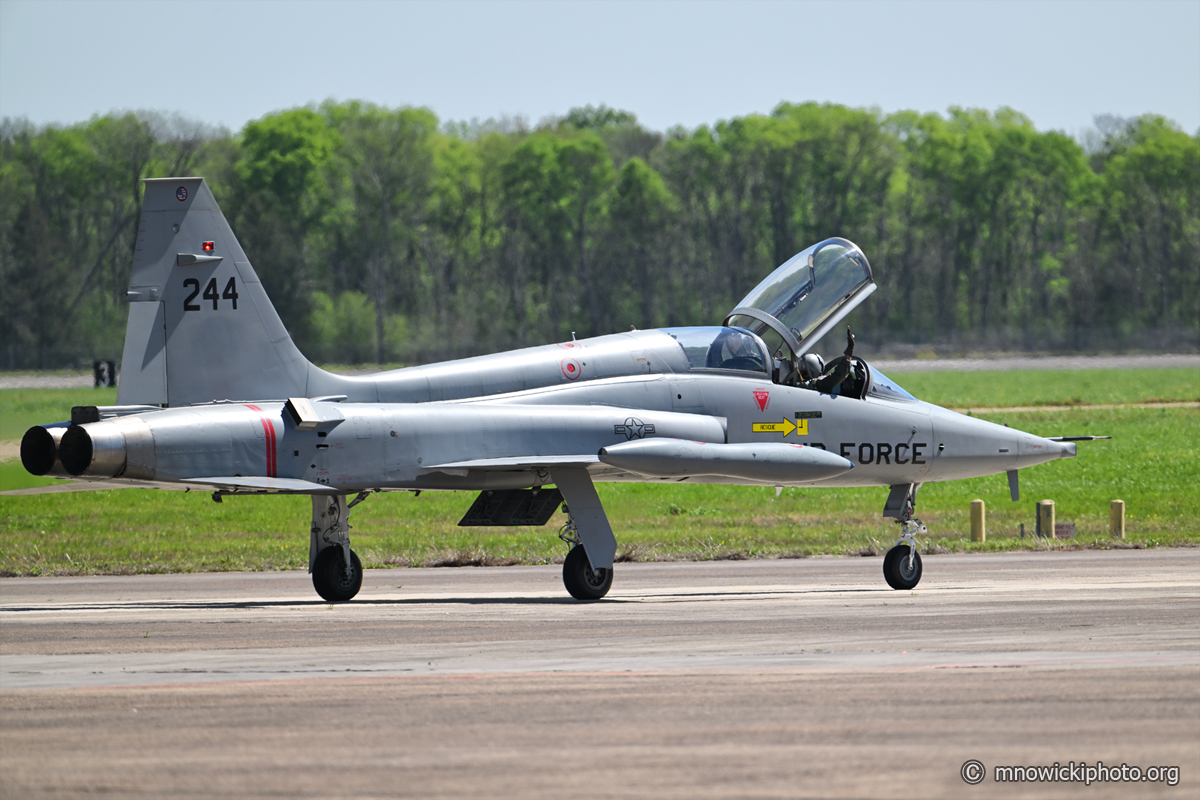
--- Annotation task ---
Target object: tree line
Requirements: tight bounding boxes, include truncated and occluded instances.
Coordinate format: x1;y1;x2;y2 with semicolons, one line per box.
1;102;1197;369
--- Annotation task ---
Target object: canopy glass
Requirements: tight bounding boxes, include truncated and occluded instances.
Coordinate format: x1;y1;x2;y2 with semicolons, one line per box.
664;327;769;373
724;238;875;357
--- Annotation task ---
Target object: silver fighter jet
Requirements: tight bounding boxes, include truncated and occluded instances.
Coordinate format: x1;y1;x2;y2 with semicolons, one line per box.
19;178;1093;601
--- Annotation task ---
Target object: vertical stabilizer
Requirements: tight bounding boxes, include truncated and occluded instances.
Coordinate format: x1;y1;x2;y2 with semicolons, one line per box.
118;178;310;406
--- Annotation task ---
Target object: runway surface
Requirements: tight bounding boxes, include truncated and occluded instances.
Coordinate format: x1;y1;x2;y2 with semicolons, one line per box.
2;550;1198;798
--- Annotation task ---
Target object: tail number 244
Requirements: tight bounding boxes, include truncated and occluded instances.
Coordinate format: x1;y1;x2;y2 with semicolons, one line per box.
183;277;239;311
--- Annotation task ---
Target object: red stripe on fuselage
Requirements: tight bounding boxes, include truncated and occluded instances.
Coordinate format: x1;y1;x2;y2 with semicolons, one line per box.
245;405;276;478
264;418;276;477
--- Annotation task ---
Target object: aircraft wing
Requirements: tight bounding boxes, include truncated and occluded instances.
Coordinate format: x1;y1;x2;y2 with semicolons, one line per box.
1;475;339;496
180;476;340;493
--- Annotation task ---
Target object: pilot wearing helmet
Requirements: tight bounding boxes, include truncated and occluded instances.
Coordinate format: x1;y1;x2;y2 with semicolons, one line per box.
707;329;764;371
799;326;856;394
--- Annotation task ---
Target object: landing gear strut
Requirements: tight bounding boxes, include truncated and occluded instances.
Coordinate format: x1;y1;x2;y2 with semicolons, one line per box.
558;512;612;600
310;492;369;601
882;483;924;590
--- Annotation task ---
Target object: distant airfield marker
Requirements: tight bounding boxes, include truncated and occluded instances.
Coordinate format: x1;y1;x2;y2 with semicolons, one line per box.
1111;499;1126;539
1036;500;1055;538
970;499;985;542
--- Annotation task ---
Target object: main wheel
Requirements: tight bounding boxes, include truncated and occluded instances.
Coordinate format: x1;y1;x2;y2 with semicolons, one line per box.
883;544;922;590
562;545;612;600
312;546;363;601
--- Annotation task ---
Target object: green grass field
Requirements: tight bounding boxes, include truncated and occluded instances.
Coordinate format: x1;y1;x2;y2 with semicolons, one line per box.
874;367;1198;408
1;369;1196;576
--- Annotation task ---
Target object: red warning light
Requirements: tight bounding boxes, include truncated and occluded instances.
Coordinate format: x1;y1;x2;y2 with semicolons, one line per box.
202;241;214;252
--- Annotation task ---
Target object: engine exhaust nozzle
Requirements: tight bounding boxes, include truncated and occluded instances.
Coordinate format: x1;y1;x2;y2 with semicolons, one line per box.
20;426;71;478
59;423;128;478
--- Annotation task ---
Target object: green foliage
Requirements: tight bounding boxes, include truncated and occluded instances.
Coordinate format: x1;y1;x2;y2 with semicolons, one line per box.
238;107;337;210
606;157;677;328
2;104;1198;368
562;104;639;131
0;112;224;366
307;291;377;364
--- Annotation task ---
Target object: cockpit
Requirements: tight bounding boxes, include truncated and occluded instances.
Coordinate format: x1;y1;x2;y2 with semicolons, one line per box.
705;236;918;402
665;327;770;374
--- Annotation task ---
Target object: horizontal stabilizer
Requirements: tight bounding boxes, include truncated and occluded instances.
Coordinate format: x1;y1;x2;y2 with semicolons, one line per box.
0;480;139;496
180;476;340;493
599;438;854;483
458;488;564;526
1047;436;1112;441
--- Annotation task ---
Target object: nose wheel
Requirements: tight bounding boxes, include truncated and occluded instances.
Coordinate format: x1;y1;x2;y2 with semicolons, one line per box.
883;519;925;590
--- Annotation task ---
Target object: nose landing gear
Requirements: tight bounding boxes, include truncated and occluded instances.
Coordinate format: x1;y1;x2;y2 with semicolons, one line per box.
884;518;925;590
882;483;924;590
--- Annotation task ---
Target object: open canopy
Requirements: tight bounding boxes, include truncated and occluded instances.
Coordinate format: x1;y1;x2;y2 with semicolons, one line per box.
723;237;875;357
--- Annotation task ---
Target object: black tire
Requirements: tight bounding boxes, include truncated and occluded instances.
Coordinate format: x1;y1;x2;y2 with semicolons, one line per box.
883;544;922;590
562;545;612;601
312;546;363;602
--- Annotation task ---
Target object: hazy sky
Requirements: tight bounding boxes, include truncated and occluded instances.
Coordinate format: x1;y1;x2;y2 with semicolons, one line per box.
2;0;1197;137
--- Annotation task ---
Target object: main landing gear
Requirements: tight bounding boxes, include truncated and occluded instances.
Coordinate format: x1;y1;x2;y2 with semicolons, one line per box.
310;492;370;601
312;546;362;602
558;513;612;600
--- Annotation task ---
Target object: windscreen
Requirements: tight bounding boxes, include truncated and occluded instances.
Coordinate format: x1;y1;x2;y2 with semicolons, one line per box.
867;366;917;401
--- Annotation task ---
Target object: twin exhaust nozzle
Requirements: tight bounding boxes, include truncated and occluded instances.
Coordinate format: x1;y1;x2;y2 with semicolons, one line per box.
21;423;131;480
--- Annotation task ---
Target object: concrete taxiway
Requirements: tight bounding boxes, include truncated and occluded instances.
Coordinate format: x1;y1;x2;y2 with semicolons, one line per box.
2;550;1198;798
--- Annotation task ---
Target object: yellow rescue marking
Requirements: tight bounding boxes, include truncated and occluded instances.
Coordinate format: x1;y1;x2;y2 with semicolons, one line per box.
751;419;807;436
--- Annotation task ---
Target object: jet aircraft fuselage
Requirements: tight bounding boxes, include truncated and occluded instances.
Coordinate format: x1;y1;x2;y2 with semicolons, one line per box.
18;177;1085;601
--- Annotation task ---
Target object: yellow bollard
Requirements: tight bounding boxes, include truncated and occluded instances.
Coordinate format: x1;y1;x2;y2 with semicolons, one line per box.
970;499;986;542
1036;500;1055;538
1110;500;1125;539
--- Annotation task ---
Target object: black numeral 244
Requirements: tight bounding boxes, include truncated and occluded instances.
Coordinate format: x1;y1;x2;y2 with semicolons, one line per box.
183;277;239;311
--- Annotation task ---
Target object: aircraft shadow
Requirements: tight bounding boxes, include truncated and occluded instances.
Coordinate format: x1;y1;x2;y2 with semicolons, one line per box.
0;585;945;613
0;596;603;612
